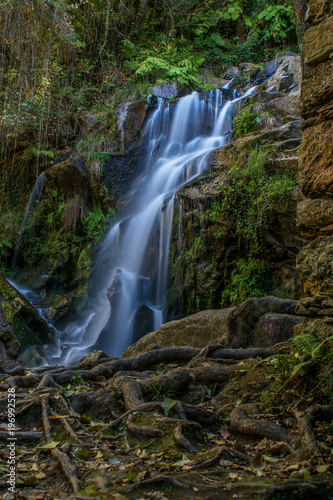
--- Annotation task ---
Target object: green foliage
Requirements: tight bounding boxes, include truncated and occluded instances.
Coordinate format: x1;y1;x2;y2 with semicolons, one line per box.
221;258;272;306
233;106;261;138
83;207;107;245
261;333;333;407
124;40;205;88
207;148;297;253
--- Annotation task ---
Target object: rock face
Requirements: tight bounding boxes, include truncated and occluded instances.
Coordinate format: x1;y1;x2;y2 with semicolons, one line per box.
294;0;333;339
122;297;303;357
0;272;53;366
168;58;305;318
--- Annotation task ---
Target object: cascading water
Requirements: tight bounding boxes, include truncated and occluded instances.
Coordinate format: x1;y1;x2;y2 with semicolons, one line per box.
43;86;256;365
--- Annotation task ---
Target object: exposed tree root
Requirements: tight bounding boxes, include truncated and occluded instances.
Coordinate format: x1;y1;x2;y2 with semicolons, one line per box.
40;394;80;493
296;405;333;456
126;474;188;491
173;421;202;452
262;480;330;499
126;414;164;438
0;431;42;440
230;405;289;441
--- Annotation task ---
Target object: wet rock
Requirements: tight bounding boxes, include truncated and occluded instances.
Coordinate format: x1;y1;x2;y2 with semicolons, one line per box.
122;308;235;357
265;61;278;77
121;99;149;150
102;146;145;206
133;304;155;344
46;156;93;201
123;297;303;357
152;82;179;99
80;350;110;367
222;66;239;80
298;120;333;198
0;273;53;355
297;236;333;295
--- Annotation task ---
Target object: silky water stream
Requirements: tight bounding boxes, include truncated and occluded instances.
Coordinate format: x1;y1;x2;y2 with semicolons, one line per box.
15;86;256;365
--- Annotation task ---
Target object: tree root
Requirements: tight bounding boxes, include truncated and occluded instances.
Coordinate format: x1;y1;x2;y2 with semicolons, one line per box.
98;402;164;435
8;346;201;388
173;421;202;453
40;395;80;493
295;405;333;456
262;479;330;499
230;405;289;441
125;414;164;438
126;474;188;492
0;431;42;440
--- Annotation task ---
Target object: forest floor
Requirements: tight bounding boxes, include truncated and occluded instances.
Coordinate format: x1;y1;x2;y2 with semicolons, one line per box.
1;342;333;499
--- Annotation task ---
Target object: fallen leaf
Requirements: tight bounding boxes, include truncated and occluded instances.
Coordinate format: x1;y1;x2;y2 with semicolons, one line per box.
220;423;230;440
317;464;330;473
250;453;265;471
290;469;310;479
263;455;281;463
38;441;60;450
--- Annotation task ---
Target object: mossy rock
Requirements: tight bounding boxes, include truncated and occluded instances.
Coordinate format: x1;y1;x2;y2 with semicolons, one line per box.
0;272;54;354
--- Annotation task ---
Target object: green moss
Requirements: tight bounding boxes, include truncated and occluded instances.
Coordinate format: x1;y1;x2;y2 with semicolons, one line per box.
221;258;272;307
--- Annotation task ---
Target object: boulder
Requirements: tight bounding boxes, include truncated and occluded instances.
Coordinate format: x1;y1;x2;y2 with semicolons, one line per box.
219;296;300;349
46;156;93;201
122;297;302;357
265;61;278;77
254;313;305;347
0;273;54;358
265;91;301;122
263;55;301;90
122;308;235;357
222;66;239;80
298;120;333;198
256;121;302;145
120;99;149;150
297;236;333;295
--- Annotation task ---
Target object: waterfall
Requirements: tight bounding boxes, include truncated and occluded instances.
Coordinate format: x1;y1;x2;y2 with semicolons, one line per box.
44;87;256;365
11;172;46;271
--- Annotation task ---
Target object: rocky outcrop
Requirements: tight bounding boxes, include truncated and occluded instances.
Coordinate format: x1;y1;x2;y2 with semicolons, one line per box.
122;297;303;357
293;0;333;340
169;58;305;317
296;4;333;286
0;273;54;366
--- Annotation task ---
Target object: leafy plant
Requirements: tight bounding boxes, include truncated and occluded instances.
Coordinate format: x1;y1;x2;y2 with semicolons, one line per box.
233;106;261;138
221;258;272;306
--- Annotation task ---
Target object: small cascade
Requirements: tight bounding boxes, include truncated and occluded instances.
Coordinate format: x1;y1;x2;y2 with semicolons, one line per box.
42;85;257;365
11;172;46;271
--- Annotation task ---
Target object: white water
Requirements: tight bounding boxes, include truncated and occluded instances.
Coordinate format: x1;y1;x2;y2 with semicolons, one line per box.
36;87;256;365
